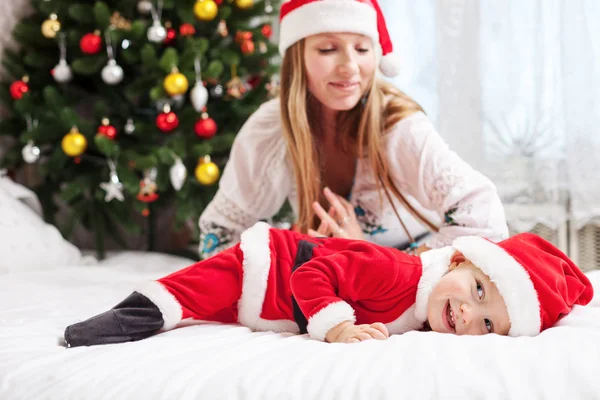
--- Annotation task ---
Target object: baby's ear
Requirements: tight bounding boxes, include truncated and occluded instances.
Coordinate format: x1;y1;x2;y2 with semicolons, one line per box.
449;251;466;270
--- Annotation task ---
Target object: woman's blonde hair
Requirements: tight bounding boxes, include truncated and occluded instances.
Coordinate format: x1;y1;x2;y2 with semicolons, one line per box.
280;39;439;235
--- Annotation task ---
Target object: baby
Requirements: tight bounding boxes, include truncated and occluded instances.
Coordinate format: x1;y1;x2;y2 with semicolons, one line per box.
64;222;593;347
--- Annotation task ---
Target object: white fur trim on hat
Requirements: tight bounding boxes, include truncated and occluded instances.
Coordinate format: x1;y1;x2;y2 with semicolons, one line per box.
307;301;356;341
238;221;300;333
415;246;456;322
136;281;182;330
452;236;541;336
378;53;401;78
279;1;378;56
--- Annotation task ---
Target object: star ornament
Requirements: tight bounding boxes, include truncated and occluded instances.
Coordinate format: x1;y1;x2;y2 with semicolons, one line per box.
100;174;125;202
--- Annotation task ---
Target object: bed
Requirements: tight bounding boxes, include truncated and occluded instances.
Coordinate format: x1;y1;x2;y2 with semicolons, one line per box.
1;250;600;400
1;175;600;399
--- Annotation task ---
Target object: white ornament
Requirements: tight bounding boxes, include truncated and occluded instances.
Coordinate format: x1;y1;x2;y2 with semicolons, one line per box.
137;0;153;14
100;168;124;202
53;60;72;84
265;0;274;13
124;118;135;135
147;20;167;43
210;84;224;98
22;140;41;163
101;59;124;85
54;34;72;84
169;157;187;191
190;82;209;112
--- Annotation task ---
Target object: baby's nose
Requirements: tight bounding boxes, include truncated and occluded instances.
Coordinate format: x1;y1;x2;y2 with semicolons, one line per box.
460;303;473;325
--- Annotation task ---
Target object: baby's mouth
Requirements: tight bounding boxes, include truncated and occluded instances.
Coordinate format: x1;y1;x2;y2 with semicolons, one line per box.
446;300;456;332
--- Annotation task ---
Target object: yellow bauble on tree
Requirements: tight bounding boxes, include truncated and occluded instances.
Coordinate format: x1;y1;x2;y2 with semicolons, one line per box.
164;68;189;96
195;155;220;185
61;127;88;157
235;0;254;10
41;14;61;39
194;0;219;21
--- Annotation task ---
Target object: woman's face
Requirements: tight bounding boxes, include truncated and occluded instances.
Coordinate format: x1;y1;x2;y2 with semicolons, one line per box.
303;32;376;113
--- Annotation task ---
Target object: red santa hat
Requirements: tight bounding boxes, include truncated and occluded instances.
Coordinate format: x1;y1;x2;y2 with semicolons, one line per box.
278;0;400;77
451;233;594;337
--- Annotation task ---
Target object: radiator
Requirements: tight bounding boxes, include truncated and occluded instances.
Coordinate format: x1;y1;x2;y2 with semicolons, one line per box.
510;221;599;272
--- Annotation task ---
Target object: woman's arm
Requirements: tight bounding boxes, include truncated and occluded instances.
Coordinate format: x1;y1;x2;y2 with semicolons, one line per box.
198;100;292;258
386;112;509;248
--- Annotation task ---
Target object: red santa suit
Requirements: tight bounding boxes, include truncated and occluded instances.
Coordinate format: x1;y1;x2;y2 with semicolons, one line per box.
137;222;454;341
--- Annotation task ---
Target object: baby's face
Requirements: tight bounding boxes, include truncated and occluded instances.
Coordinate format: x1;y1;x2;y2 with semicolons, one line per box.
427;259;511;335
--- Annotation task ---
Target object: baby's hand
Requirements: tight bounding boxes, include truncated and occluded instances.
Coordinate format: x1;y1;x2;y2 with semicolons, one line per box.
326;321;389;343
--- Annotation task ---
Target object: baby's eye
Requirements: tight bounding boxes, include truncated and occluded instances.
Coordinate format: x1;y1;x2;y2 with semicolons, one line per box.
484;318;493;333
356;48;370;53
476;281;485;299
318;48;336;54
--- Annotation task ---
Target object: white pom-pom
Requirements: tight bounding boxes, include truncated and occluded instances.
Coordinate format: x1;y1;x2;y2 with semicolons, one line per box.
379;53;401;77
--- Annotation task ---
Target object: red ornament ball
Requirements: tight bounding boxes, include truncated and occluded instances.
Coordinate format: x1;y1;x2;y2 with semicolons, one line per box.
240;39;255;55
156;111;179;133
179;23;196;36
261;24;272;39
195;117;217;139
164;28;177;45
98;124;118;140
247;75;261;89
10;80;29;100
80;33;102;55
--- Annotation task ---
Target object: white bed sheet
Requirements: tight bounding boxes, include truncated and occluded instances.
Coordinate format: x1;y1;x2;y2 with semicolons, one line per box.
1;252;600;400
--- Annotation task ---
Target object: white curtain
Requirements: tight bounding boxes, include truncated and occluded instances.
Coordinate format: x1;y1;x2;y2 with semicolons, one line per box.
380;0;600;232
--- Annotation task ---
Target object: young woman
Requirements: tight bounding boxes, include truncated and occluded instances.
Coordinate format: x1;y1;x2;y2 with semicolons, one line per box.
198;0;508;259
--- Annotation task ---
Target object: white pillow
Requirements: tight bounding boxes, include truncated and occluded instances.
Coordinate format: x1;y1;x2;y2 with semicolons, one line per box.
0;173;84;271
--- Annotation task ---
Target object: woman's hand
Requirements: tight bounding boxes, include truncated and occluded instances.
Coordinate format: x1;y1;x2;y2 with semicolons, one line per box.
309;187;365;240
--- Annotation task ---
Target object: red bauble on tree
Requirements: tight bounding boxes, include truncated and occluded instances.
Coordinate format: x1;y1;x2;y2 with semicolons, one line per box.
240;40;255;55
179;23;196;36
80;32;102;55
195;111;217;139
247;75;261;89
10;78;29;100
97;118;118;140
156;105;179;133
261;24;272;39
164;27;177;45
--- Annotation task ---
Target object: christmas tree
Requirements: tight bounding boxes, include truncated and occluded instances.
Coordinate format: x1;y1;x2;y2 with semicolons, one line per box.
0;0;281;258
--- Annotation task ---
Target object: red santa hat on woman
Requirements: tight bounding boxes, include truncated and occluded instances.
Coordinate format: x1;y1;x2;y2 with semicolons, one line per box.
450;233;594;336
278;0;400;77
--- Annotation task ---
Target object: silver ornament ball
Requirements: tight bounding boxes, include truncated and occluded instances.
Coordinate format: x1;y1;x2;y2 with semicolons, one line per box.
210;85;224;98
124;118;136;135
155;98;170;113
22;141;41;164
53;60;73;84
101;59;124;85
137;0;153;14
147;20;167;43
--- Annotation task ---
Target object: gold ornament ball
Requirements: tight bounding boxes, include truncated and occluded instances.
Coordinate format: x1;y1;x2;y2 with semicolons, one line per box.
194;0;219;21
164;72;189;96
195;160;220;185
41;17;61;39
61;128;88;157
235;0;254;10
